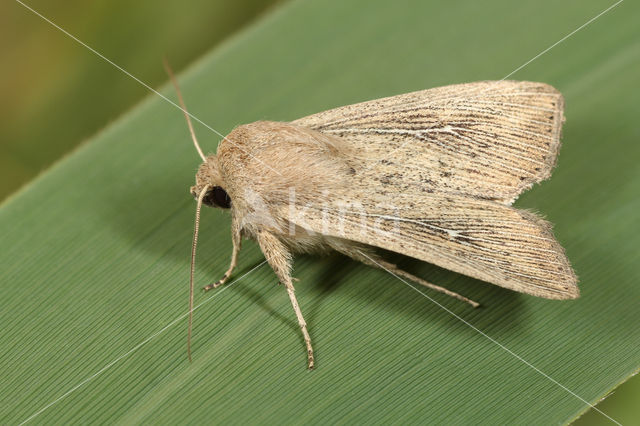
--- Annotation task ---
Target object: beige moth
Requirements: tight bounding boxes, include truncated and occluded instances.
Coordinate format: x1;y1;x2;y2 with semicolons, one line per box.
167;66;578;369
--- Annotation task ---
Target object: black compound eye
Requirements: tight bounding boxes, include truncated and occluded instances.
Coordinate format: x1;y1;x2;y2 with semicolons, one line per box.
209;186;231;209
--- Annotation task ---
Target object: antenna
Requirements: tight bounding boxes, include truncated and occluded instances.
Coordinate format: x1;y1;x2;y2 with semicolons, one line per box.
163;57;207;162
188;184;210;362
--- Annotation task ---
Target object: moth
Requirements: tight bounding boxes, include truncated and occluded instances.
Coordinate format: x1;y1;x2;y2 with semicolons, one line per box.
167;66;579;369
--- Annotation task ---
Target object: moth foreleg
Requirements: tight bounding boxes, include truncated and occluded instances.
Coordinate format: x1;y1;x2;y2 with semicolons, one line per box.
334;243;480;308
257;230;315;369
203;226;241;291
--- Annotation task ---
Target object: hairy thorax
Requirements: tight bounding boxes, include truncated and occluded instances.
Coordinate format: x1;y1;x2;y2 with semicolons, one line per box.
217;121;357;238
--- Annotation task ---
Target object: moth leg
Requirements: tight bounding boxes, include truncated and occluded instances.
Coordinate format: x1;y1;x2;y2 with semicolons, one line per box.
375;257;480;308
257;230;315;369
336;244;480;308
203;226;241;292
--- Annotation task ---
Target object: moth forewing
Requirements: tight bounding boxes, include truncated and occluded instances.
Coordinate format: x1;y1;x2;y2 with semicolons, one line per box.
294;80;566;205
183;80;578;368
283;190;578;300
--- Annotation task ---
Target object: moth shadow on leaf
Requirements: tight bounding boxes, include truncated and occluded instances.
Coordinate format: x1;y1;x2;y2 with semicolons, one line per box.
304;253;355;325
231;261;301;335
306;250;529;340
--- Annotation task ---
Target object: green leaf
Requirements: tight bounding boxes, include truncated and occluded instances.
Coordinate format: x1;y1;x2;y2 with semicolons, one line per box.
1;0;638;424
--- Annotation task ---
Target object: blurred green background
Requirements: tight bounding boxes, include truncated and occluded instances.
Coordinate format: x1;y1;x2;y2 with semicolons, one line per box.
1;0;279;200
2;0;637;424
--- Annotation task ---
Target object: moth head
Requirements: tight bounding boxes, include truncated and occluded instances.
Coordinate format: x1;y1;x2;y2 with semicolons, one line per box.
190;156;231;209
